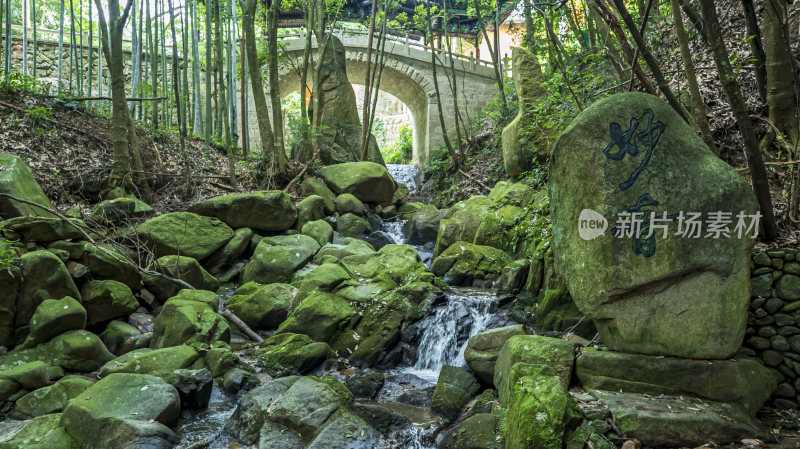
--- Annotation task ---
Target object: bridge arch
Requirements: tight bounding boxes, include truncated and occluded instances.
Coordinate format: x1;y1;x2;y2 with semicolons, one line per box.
243;32;498;168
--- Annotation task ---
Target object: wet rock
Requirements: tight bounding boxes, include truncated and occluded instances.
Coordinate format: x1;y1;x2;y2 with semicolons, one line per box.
549;92;758;359
61;373;180;449
136;212;234;261
98;345;200;379
204;227;253;273
364;230;395;250
13;375;94;418
335;193;366;215
24;297;86;348
301;219;335;247
276;292;356;342
170;368;213;409
0;330;114;372
431;365;480;420
0;413;79;448
318;161;396;205
344;370;385;400
1;216;84;242
145;255;219;300
351;403;412;433
336;213;369;237
255;333;335;377
227;282;296;330
431;242;511;286
221;367;259;394
297;195;328;230
99;320;149;356
0;153;56;219
464;324;526;384
151;290;230;348
80;280;139;326
494;335;576;404
496;260;530;296
16;250;80;328
589;390;769;447
313;238;375;263
188;190;297;231
504;363;578;449
242;234;320;284
576;350;775;415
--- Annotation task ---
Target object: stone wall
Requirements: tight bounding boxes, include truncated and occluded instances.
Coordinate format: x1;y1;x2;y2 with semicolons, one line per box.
742;249;800;408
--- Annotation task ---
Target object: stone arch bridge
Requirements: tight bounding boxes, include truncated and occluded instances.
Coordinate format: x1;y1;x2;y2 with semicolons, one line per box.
247;30;499;168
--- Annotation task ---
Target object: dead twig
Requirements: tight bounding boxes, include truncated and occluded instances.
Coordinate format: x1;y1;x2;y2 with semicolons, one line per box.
221;309;264;343
283;149;321;193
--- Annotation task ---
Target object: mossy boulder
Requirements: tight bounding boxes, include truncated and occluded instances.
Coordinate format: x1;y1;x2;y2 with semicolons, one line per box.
88;198;150;223
255;333;335;377
0;330;114;372
80;280;139;326
99;320;149;356
300;178;336;213
0;267;21;347
0;216;84;242
98;345;200;378
313;238;375;263
408;204;445;244
296;195;328;230
0;153;56;219
575;350;776;415
431;365;480;420
497;260;530;296
504;363;578;449
0;413;79;449
295;262;357;301
0;361;52;390
61;373;180;449
13;375;94;418
204;227;253;272
431;241;511;286
435;196;494;256
464;325;526;384
494;335;576;404
151;290;230;348
16;250;80;328
302;219;334;247
227;282;297;330
501;47;550;179
136;212;234;260
341;244;439;290
318;161;396;205
147;255;220;297
336;212;369;237
188;190;297;231
276;291;356;342
242;234;320;284
335;193;365;215
25;296;86;348
65;242;142;289
226;375;377;447
549;92;758;359
453;413;498;449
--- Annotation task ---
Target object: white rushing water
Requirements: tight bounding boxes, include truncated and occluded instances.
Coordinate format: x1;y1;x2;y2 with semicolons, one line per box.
403;288;496;383
386;163;422;190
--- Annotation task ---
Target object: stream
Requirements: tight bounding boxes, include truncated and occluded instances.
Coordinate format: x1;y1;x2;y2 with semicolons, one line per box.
174;164;504;449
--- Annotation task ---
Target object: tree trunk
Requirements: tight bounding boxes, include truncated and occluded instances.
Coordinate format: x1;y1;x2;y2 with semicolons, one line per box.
359;0;377;160
740;0;767;103
763;0;799;145
427;3;458;168
58;0;65;91
94;0;136;192
699;0;777;241
243;0;277;178
611;0;691;123
267;0;286;171
670;0;718;154
192;0;203;136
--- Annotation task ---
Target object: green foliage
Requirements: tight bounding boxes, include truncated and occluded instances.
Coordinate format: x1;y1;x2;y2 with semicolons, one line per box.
0;71;49;95
382;124;413;164
0;227;19;276
26;106;53;130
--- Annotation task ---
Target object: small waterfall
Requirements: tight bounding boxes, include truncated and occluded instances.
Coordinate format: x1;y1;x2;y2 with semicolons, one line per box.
403;289;496;383
386;164;422;190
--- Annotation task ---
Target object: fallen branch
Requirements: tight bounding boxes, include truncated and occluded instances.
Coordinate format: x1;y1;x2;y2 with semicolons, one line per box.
221;309;264;343
209;181;236;191
458;169;491;192
736;160;800;171
283;149;321;193
0;193;96;244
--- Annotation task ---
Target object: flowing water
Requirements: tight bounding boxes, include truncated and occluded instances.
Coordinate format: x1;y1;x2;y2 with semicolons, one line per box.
175;164;503;448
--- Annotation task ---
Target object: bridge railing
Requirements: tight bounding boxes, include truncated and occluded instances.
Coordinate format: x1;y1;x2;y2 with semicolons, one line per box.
276;28;500;72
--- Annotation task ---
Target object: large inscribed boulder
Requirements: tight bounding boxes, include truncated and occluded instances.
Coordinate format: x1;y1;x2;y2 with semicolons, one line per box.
549;92;758;359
